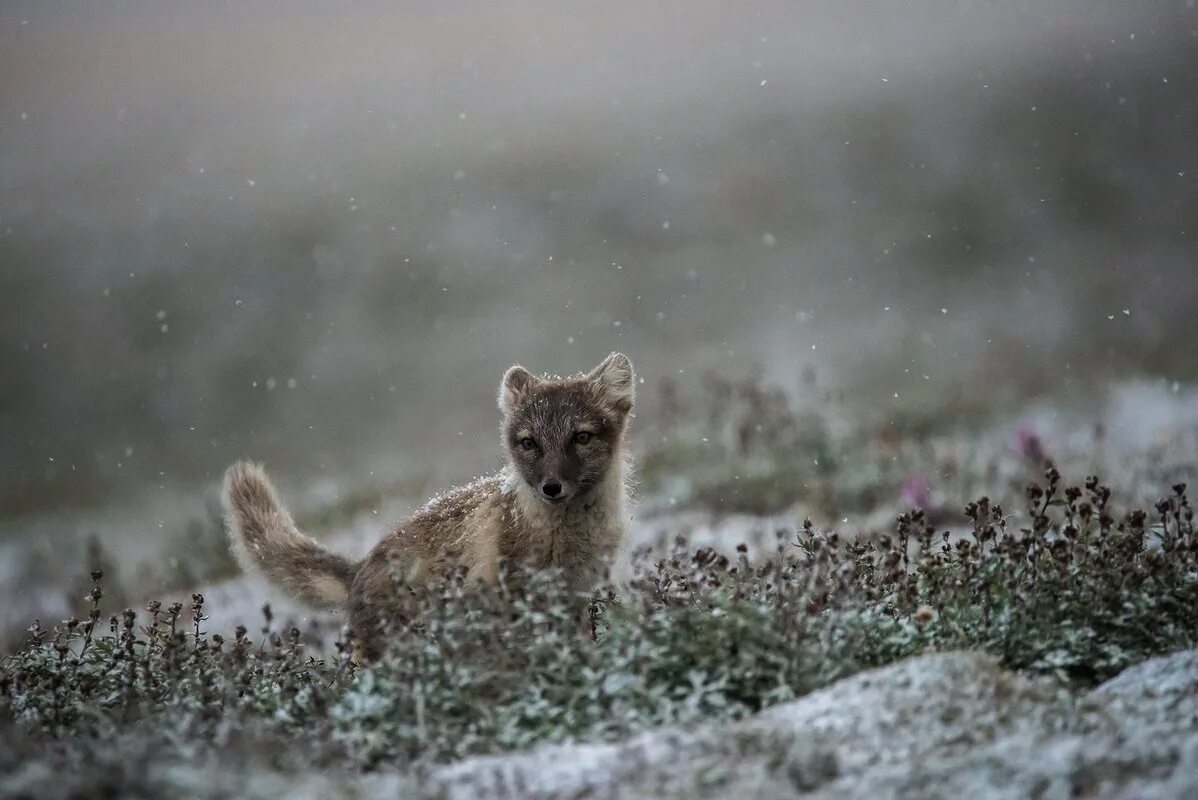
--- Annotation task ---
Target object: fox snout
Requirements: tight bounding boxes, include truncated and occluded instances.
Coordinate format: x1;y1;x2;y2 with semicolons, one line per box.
534;454;577;503
538;477;569;503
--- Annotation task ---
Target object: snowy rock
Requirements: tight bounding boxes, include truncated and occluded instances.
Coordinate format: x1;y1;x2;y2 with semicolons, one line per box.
1090;647;1198;723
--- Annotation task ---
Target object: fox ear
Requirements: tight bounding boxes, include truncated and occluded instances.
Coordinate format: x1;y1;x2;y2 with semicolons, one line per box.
588;352;634;414
498;365;536;413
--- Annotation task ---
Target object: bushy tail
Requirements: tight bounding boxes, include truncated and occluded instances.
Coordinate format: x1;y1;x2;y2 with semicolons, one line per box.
223;461;358;609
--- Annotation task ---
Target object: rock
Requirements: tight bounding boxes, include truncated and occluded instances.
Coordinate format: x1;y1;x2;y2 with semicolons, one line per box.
1090;648;1198;725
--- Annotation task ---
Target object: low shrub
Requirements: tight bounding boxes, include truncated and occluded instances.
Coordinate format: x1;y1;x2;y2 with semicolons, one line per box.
2;472;1194;772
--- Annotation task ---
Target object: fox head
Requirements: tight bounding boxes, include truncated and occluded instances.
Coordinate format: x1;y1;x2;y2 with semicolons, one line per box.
497;352;634;506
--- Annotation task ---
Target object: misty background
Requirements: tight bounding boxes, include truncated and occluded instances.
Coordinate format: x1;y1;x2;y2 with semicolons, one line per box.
1;1;1195;544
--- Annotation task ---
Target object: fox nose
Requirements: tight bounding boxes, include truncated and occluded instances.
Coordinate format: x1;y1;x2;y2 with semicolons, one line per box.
541;480;562;498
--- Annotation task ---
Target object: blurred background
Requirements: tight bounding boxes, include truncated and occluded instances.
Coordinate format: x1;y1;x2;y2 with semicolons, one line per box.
1;1;1196;633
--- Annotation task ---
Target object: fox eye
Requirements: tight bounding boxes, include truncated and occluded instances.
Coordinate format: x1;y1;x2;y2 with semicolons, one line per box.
518;437;537;451
573;431;593;445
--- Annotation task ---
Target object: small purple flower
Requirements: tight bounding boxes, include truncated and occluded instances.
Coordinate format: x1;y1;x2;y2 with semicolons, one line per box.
1014;426;1046;463
901;473;931;510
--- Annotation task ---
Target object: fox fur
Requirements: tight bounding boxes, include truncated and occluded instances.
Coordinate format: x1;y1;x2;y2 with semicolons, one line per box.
223;352;635;660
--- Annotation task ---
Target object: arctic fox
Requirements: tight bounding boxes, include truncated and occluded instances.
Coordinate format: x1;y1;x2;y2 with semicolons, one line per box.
223;352;634;660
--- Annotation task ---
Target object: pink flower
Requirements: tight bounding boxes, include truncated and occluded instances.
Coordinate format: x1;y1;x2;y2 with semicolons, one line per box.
901;473;931;510
1014;426;1046;463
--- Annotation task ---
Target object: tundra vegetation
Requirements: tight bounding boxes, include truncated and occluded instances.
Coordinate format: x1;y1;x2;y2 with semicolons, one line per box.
2;375;1196;797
